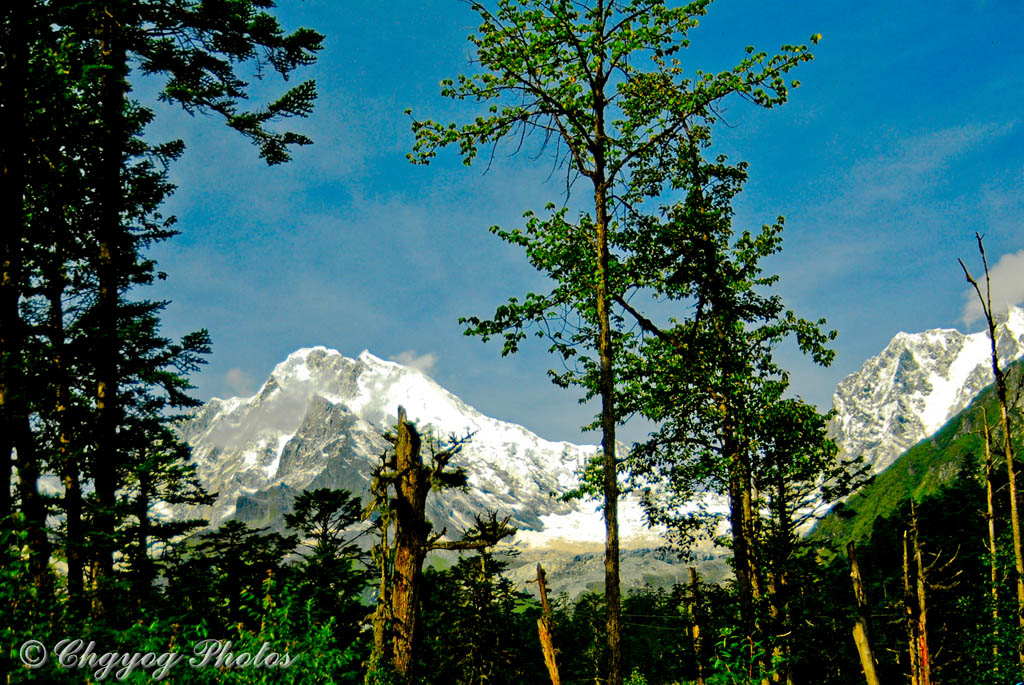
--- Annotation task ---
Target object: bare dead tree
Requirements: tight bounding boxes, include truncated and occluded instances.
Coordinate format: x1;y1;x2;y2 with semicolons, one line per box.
364;407;515;684
960;233;1024;665
848;541;881;685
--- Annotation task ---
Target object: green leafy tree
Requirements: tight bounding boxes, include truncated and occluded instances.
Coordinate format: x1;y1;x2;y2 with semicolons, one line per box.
409;2;817;680
753;397;868;681
618;203;836;650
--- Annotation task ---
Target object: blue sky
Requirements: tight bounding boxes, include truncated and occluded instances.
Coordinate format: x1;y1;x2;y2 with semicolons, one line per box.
144;0;1024;445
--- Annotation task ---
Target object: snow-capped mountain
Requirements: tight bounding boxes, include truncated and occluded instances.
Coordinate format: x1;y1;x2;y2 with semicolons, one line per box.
831;306;1024;473
177;347;661;552
174;305;1024;592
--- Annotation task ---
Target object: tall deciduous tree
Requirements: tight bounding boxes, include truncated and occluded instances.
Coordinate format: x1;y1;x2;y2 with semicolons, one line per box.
617;200;837;655
408;2;816;681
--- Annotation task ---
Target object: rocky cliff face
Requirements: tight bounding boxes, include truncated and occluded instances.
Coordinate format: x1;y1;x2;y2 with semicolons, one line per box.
830;306;1024;472
175;347;687;594
176;347;660;548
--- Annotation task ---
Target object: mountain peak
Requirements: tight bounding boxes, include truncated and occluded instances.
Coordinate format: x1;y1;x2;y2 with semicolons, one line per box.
832;305;1024;472
178;348;632;542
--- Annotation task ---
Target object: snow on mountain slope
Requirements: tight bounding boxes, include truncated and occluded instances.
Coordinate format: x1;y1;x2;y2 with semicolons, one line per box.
177;346;661;549
176;306;1024;582
831;306;1024;472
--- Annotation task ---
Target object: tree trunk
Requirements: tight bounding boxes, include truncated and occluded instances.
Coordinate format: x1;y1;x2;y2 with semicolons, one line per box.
727;433;761;637
369;516;392;680
689;567;706;685
48;262;85;612
962;236;1024;663
390;409;428;684
903;510;931;685
15;415;52;589
983;407;999;665
0;0;30;530
913;522;931;685
536;563;561;685
91;6;129;619
847;542;880;685
592;154;622;684
903;530;920;685
768;477;793;685
994;364;1024;662
990;319;1024;663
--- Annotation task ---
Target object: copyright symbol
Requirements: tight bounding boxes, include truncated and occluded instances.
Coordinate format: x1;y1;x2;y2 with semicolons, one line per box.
19;640;48;668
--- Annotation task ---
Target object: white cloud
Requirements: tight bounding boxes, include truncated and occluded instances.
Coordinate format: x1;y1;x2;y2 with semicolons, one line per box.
960;248;1024;327
224;367;256;397
848;122;1015;205
392;350;438;375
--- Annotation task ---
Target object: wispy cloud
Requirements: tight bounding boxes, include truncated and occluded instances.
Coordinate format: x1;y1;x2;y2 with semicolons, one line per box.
224;367;257;397
392;350;438;374
960;249;1024;326
847;122;1015;205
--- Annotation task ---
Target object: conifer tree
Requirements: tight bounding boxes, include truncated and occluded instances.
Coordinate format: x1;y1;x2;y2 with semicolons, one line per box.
58;0;322;617
2;0;322;618
284;487;369;641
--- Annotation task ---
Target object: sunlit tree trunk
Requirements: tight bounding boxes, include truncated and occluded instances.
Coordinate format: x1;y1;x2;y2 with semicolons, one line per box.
982;407;999;665
848;542;880;685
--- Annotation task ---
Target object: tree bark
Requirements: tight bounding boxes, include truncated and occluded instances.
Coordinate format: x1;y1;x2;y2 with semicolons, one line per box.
536;563;561;685
903;530;920;685
591;87;622;683
390;409;428;684
903;511;931;685
983;407;999;665
727;432;761;637
913;523;931;685
847;542;880;685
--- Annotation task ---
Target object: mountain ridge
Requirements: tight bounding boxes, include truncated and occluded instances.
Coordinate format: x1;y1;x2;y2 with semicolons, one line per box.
830;306;1024;474
172;306;1024;592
